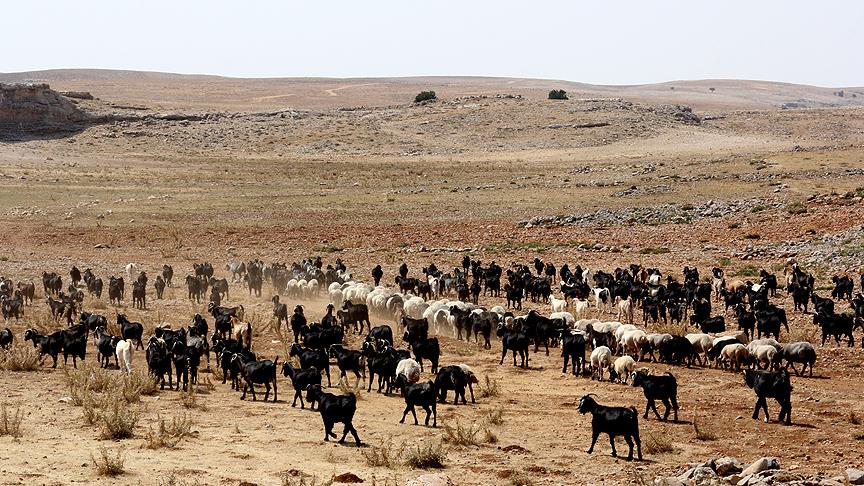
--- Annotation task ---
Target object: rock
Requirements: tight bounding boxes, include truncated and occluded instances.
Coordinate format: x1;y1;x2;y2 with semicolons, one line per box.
93;243;110;249
820;480;844;486
655;478;685;486
847;468;864;485
332;472;363;483
715;457;743;476
0;83;91;133
691;467;718;483
405;473;453;486
57;396;72;403
741;457;780;476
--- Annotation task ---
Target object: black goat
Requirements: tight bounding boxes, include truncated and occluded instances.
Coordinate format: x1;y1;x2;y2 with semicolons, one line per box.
340;300;370;334
282;363;321;409
289;343;331;387
402;333;440;373
307;385;361;446
434;365;475;404
699;316;725;334
289;305;307;343
577;394;642;461
272;296;288;331
813;311;854;347
146;339;173;390
399;380;438;427
328;344;366;389
744;368;792;425
497;323;529;368
117;314;144;350
630;371;678;422
0;327;12;349
233;353;278;402
560;330;587;376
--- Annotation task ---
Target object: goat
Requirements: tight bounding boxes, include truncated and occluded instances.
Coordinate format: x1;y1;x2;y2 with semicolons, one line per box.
402;331;440;373
496;322;529;368
578;394;642;461
743;368;792;425
434;364;474;405
282;363;321;409
630;371;679;422
117;314;144;350
233;353;278;401
399;380;438;427
560;330;587;376
290;343;331;387
0;327;13;349
307;384;361;446
774;341;816;377
329;344;366;389
115;339;133;374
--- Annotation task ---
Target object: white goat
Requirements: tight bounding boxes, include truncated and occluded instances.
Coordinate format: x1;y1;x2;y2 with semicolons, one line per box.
115;339;133;374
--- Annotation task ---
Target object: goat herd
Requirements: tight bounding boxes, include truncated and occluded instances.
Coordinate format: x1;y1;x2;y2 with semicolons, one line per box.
1;255;863;460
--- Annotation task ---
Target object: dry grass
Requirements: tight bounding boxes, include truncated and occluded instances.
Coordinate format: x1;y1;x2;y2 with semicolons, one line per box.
508;472;534;486
0;345;41;371
651;321;688;337
693;415;718;441
788;323;820;345
479;375;501;398
849;412;862;426
482;427;499;444
99;394;140;440
403;441;447;469
443;421;481;447
179;386;207;410
361;439;400;468
158;472;202;486
0;403;23;438
280;472;334;486
643;432;674;454
92;446;126;476
121;370;159;403
484;406;505;426
144;413;193;449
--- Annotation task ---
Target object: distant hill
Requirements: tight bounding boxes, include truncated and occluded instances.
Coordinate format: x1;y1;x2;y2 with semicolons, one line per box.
1;69;862;112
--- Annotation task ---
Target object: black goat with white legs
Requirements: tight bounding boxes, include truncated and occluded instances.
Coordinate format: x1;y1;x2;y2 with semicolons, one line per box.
577;394;642;461
95;327;119;368
399;380;438;427
434;365;472;405
0;327;12;349
290;343;331;387
233;354;278;402
282;363;321;409
744;368;792;425
307;384;361;447
630;371;679;422
328;344;365;389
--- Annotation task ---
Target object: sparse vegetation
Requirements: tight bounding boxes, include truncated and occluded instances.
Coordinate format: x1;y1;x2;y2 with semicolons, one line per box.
361;439;400;468
743;232;761;239
479;375;501;398
443;420;481;446
786;201;808;215
849;412;862;425
0;403;23;438
693;416;717;441
736;265;760;277
145;413;193;449
92;446;126;476
640;246;670;255
280;472;334;486
403;441;447;469
485;406;505;425
99;394;140;439
180;386;206;410
643;432;674;454
0;345;41;371
548;89;568;100
414;91;436;103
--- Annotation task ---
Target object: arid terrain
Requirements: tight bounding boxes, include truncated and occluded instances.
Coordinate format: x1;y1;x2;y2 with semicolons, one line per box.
0;70;863;486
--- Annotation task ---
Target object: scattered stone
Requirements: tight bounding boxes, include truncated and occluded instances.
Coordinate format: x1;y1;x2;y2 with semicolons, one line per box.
715;457;742;476
405;473;453;486
331;472;363;483
847;468;864;485
741;457;780;476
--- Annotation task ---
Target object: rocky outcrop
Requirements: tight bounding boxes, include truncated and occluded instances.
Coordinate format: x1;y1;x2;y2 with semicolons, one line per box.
657;456;854;486
0;83;91;133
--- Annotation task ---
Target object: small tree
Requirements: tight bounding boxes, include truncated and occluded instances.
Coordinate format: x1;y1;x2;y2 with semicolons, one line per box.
548;89;568;100
414;91;437;103
709;87;716;93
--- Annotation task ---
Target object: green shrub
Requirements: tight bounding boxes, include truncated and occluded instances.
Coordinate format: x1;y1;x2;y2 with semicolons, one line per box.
414;91;437;103
548;89;568;100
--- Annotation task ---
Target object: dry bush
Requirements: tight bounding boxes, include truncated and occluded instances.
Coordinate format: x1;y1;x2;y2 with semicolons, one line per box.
197;375;216;393
81;393;100;425
92;446;125;476
693;416;717;441
0;403;23;438
145;413;192;449
403;441;447;469
651;321;688;336
479;375;500;398
788;324;820;344
99;394;140;439
849;412;862;425
643;432;674;454
121;371;159;403
361;439;400;468
482;427;498;444
508;472;534;486
158;472;202;486
443;421;481;447
180;386;207;410
484;406;505;426
338;380;363;399
0;345;41;371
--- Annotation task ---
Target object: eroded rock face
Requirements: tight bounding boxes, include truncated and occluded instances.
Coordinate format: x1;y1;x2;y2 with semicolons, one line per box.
0;82;89;133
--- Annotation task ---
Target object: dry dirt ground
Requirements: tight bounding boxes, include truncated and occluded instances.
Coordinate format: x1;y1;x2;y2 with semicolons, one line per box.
0;71;863;485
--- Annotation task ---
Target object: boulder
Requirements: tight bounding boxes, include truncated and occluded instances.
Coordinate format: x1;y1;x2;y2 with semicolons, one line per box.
741;457;780;476
848;468;864;485
0;83;90;133
715;457;743;476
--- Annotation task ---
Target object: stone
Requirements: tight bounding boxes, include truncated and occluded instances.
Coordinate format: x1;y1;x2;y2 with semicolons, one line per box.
847;468;864;485
691;467;718;483
715;457;743;476
741;457;780;476
405;474;453;486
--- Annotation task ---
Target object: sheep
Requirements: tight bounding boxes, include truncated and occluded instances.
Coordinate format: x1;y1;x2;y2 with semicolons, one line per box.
751;344;778;370
774;341;817;377
307;384;361;446
643;333;672;362
620;329;648;360
630;370;679;422
719;343;750;371
550;311;575;328
550;295;567;313
617;298;634;324
589;346;613;381
743;369;792;425
577;394;642;461
394;358;422;390
399;381;438;427
685;333;712;366
609;356;636;384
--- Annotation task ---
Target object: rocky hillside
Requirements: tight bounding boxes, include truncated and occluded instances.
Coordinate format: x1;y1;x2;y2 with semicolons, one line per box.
0;83;90;134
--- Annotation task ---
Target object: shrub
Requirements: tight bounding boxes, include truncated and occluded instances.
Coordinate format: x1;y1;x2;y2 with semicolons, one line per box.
414;91;437;103
693;416;717;441
0;345;41;371
482;427;498;444
484;407;505;426
479;375;501;398
180;386;206;410
443;421;481;446
92;446;125;476
643;432;674;453
145;413;192;449
361;439;400;468
121;371;159;402
99;395;140;440
280;472;334;486
0;403;23;438
548;89;568;100
737;265;760;277
403;441;447;469
786;201;808;215
849;412;861;425
639;246;670;255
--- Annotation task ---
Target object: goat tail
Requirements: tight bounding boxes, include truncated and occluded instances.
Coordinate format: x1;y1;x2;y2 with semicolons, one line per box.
664;371;676;382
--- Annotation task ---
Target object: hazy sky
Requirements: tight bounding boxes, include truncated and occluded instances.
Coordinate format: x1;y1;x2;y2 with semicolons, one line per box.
3;0;862;86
